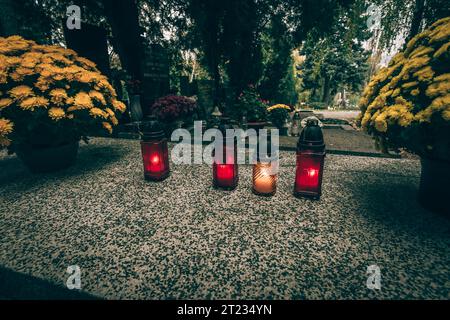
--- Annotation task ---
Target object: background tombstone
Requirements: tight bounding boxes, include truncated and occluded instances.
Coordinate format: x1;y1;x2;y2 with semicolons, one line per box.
63;22;110;77
180;76;191;97
141;44;170;116
197;80;215;118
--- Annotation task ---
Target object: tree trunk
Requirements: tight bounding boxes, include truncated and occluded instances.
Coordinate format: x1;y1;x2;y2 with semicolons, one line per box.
102;0;145;85
0;0;19;36
340;87;346;109
311;87;317;101
207;26;221;109
406;0;426;43
322;77;331;107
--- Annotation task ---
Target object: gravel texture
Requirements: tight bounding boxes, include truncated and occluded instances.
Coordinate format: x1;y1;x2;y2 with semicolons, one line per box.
0;138;449;300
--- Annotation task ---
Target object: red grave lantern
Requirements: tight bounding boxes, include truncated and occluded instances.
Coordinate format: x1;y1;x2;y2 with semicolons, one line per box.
294;118;325;199
213;122;238;190
140;117;170;181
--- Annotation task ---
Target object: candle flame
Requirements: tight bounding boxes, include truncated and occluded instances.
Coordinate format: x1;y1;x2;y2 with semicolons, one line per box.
151;154;160;165
307;168;318;178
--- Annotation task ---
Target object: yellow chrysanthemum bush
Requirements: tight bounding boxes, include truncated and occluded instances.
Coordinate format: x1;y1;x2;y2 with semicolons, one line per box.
267;104;291;128
0;36;126;151
359;17;450;160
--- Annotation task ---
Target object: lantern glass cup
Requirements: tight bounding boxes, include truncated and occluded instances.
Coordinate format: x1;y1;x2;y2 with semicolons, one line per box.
141;139;170;181
252;162;277;196
294;151;324;199
213;142;238;190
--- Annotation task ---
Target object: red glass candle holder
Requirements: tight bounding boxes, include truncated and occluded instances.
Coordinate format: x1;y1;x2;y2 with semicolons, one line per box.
294;118;325;199
213;122;238;190
141;118;170;181
213;152;238;190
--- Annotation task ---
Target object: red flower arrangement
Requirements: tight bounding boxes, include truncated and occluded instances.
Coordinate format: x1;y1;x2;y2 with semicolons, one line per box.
150;95;197;122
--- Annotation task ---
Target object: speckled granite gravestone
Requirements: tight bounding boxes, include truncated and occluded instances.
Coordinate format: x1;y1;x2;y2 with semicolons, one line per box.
0;138;449;299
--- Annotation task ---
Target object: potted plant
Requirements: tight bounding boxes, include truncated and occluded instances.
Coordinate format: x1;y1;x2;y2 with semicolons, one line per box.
0;36;126;173
236;85;268;131
149;95;197;136
267;104;291;135
358;17;450;215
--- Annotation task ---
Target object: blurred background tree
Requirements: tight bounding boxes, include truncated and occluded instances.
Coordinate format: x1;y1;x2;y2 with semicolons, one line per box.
298;1;370;108
259;12;297;106
0;0;448;115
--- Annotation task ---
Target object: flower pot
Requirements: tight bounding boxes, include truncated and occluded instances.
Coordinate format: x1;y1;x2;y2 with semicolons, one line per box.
16;141;79;173
418;157;450;215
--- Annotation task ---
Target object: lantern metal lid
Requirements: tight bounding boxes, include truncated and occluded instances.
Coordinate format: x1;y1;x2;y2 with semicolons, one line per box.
141;116;165;141
297;118;325;151
211;106;223;118
217;118;236;156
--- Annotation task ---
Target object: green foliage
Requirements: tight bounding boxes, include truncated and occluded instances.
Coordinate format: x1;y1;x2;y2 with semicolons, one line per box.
259;13;298;106
374;0;450;50
2;0;389;116
187;0;354;110
299;1;370;106
235;86;268;122
284;0;355;44
3;0;109;44
221;0;264;97
187;0;266;106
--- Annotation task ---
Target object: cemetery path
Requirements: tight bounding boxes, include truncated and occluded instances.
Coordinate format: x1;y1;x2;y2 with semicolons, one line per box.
0;138;449;299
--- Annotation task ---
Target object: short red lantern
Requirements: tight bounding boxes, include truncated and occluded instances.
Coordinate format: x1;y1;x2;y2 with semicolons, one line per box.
294;118;325;199
213;122;238;190
141;117;170;181
252;133;278;197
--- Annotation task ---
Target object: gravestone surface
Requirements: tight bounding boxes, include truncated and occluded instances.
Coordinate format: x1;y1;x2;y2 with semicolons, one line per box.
63;23;110;77
141;44;170;115
180;76;192;97
197;80;215;117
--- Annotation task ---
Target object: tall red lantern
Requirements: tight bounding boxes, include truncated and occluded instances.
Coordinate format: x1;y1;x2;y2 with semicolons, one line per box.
141;117;170;181
213;122;238;190
294;118;325;199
